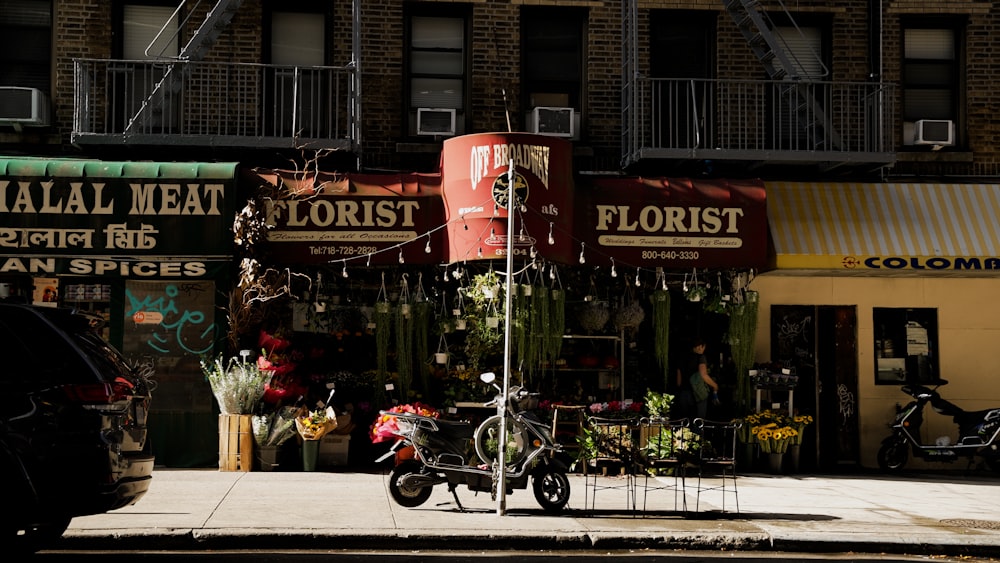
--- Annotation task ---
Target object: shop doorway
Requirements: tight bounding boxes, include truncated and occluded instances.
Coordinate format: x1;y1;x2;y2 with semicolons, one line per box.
771;305;859;472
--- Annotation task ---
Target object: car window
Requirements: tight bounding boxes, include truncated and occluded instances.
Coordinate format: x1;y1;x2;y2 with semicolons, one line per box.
72;330;135;381
0;305;97;386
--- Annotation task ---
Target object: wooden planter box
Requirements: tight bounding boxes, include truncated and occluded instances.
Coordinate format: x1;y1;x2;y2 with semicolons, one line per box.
219;414;254;472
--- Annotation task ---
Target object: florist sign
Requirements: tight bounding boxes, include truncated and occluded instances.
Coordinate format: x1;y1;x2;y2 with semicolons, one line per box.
575;177;768;269
260;171;446;265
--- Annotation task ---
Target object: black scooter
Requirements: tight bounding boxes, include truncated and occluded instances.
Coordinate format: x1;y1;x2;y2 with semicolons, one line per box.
376;372;571;513
878;380;1000;472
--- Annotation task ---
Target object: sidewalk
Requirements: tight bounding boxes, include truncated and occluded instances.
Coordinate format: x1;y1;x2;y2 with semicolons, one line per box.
59;468;1000;557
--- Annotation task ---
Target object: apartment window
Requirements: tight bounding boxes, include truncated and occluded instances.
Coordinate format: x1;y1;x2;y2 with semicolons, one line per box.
406;11;467;137
0;0;51;92
874;308;939;385
772;24;830;150
649;11;714;149
902;23;961;146
113;3;180;132
265;4;329;138
522;7;584;137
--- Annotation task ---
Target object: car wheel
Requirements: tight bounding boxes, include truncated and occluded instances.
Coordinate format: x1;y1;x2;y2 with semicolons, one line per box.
9;517;72;555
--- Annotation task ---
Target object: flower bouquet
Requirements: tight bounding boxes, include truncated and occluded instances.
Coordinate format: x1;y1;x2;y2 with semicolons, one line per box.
587;400;644;420
370;402;439;444
295;406;338;441
252;405;300;447
200;355;270;415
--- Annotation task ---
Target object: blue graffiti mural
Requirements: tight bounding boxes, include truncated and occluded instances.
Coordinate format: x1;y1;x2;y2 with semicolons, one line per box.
125;282;215;355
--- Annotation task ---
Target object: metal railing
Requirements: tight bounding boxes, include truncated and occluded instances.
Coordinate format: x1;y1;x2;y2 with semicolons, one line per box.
73;58;357;150
624;77;895;167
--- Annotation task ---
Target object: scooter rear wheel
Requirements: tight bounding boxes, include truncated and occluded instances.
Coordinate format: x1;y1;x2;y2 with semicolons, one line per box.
532;468;571;513
877;439;909;471
388;460;434;507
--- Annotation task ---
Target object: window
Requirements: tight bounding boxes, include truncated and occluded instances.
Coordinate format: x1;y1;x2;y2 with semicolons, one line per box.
649;10;714;149
265;4;330;138
406;10;467;137
0;0;51;92
902;22;961;146
115;2;180;131
771;22;830;151
873;308;939;385
522;7;584;136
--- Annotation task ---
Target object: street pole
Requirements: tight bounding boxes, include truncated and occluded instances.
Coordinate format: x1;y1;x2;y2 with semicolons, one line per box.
496;158;516;516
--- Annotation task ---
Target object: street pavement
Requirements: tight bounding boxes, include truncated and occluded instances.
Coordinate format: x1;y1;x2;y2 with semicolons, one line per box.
58;467;1000;558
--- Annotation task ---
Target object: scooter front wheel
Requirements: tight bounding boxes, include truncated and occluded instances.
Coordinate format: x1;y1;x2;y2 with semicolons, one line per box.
877;438;909;471
474;415;527;466
388;460;434;507
532;468;571;513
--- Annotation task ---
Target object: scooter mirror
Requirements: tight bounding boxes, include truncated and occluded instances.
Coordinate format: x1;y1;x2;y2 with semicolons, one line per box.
480;372;496;384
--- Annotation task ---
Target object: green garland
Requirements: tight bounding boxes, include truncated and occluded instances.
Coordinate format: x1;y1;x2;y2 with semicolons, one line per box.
651;289;671;388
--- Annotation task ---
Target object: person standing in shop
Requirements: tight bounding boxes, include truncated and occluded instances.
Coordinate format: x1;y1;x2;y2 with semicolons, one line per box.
676;337;720;419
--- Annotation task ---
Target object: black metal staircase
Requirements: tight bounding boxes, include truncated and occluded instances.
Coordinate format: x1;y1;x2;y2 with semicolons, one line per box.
722;0;841;151
125;0;244;136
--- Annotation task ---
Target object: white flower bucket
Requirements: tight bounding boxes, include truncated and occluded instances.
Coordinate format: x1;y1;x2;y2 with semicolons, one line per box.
434;352;448;364
486;316;500;328
454;318;467;330
400;303;411;317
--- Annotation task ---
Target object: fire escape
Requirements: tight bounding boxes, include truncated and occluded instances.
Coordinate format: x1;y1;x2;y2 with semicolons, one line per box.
621;0;894;172
124;0;245;137
73;0;360;152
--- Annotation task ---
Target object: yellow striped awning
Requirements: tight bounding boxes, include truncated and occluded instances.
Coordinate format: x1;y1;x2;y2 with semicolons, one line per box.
767;182;1000;274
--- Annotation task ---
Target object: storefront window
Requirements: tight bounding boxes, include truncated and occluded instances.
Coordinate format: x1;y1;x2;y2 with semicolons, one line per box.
873;307;938;385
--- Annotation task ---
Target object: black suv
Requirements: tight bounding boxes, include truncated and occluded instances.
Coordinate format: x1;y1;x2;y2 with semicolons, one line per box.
0;304;154;553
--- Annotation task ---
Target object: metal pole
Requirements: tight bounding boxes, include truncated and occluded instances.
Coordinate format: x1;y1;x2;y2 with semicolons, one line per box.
496;158;516;516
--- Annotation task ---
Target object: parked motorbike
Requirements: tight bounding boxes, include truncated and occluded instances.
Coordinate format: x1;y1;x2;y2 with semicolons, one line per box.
376;372;571;513
878;380;1000;472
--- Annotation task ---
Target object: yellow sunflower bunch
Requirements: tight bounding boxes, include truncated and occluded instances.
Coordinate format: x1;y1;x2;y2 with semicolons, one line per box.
753;423;798;454
790;414;814;445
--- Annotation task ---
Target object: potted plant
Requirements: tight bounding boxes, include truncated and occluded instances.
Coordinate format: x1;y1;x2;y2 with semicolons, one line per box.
200;353;271;471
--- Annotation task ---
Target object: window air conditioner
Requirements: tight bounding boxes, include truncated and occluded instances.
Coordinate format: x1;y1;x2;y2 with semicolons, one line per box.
416;108;456;136
914;119;954;146
529;106;574;137
0;87;50;127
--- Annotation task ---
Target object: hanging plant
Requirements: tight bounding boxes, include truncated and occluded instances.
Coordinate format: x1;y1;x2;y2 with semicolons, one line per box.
513;283;531;377
547;286;566;365
651;289;671;386
373;275;392;406
730;289;760;413
461;271;505;372
577;301;610;333
613;300;645;333
411;275;432;394
531;284;549;366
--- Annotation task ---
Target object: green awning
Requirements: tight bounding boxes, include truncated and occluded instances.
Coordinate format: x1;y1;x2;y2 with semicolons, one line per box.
0;157;238;179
